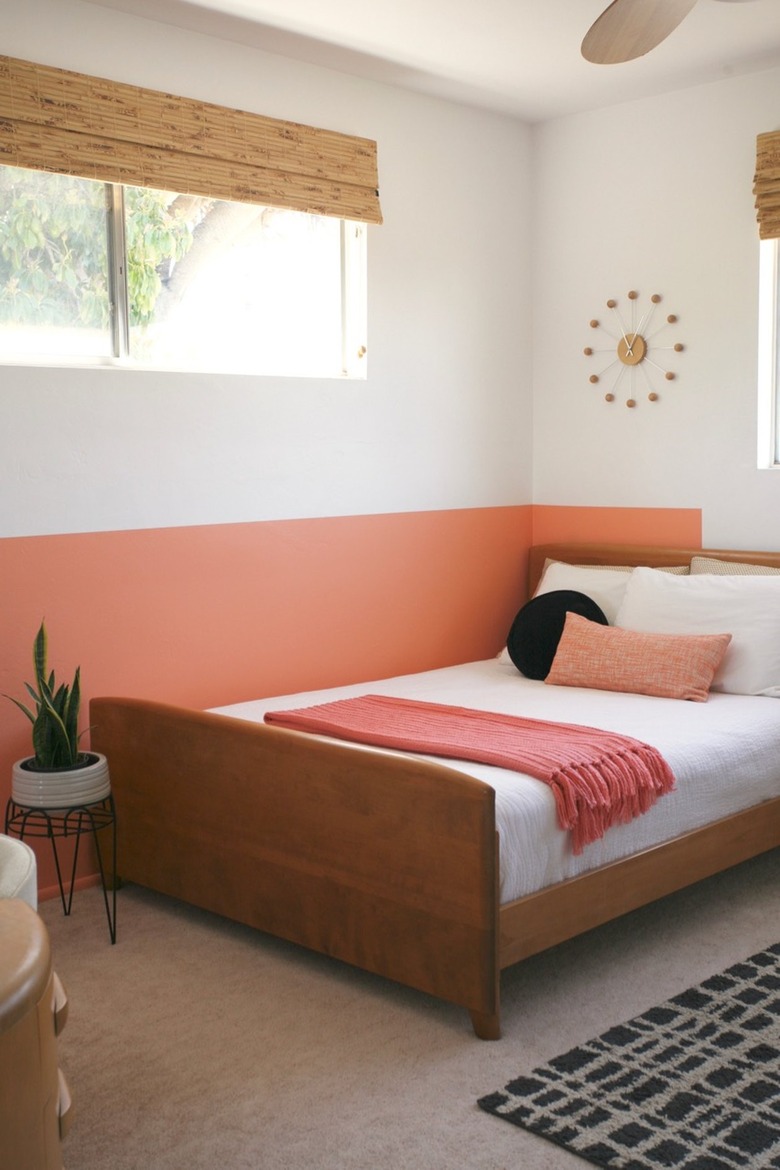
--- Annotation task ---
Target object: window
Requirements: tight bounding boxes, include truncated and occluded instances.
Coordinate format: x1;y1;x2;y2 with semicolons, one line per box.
757;238;779;467
0;164;367;378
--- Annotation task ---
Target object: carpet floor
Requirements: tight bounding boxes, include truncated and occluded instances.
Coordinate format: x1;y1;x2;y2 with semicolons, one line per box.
39;848;779;1170
479;943;780;1169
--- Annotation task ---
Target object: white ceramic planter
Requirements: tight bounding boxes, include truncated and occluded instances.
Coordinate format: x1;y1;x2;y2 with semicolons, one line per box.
11;752;111;810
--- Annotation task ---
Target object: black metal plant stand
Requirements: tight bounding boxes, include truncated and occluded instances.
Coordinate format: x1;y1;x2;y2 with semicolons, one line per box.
4;794;117;943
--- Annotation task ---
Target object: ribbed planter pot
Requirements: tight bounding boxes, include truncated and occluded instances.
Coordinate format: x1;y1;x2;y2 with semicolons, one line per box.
11;752;111;810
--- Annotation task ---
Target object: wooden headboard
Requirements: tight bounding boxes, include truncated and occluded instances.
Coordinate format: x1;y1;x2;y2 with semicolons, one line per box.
528;542;780;596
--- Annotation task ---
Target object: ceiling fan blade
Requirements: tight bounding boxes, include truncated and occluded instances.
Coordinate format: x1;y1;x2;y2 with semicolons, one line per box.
582;0;699;64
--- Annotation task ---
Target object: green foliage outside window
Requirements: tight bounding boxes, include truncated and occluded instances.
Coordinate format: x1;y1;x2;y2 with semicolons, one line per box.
0;166;197;329
124;186;201;326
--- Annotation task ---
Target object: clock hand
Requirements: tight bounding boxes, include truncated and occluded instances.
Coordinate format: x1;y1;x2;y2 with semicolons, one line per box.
626;305;655;359
609;300;633;356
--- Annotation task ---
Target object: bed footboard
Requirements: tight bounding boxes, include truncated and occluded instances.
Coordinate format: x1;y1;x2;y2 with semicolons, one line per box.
91;697;501;1038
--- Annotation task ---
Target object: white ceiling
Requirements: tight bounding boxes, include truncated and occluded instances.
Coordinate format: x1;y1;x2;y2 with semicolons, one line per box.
86;0;780;122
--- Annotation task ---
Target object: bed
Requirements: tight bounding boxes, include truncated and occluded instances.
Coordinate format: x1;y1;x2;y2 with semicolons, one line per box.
90;542;780;1039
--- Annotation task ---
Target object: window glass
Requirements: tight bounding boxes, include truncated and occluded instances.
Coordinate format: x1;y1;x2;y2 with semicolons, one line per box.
0;167;112;359
126;192;345;376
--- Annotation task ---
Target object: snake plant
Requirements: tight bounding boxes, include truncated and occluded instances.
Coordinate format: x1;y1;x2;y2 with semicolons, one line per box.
5;621;86;770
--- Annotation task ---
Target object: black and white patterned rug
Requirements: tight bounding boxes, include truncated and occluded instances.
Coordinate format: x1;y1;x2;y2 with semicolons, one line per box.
478;942;780;1169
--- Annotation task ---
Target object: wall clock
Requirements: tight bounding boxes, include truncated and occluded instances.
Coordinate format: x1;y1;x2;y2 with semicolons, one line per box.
584;290;684;407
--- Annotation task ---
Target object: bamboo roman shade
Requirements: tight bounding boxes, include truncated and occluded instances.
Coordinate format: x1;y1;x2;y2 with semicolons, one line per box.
754;131;780;240
0;55;382;224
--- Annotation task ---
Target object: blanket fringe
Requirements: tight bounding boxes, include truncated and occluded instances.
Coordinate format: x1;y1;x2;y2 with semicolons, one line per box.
552;746;675;853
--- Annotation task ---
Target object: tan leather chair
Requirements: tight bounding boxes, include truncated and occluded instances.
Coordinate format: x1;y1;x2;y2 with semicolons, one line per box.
0;833;38;907
0;837;72;1170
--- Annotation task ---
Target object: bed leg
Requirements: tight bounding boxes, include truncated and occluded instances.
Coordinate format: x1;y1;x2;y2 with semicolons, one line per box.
470;1009;501;1040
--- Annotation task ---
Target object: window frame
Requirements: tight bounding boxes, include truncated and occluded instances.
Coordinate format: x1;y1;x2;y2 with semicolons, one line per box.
757;238;780;468
0;168;367;379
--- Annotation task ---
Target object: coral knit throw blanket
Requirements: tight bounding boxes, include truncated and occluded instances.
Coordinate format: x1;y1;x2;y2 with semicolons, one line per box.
264;695;675;855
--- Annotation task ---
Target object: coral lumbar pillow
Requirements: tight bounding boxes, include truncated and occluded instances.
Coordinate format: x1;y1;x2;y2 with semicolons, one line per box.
545;612;732;702
506;590;608;680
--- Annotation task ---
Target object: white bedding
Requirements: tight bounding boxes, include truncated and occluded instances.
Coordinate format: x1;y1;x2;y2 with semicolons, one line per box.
210;659;780;906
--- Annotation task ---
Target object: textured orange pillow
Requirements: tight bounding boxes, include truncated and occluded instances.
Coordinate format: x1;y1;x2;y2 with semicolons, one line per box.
545;612;732;702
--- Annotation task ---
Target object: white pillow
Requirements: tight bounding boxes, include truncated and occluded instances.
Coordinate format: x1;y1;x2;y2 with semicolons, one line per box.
615;567;780;697
534;562;632;624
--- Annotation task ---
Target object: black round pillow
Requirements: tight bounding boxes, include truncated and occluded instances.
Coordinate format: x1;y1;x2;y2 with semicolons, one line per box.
506;589;609;680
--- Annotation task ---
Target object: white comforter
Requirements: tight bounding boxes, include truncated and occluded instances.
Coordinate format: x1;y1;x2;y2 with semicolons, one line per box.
210;659;780;905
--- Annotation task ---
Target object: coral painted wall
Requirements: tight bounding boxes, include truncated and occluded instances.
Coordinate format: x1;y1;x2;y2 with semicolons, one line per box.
2;503;705;900
2;505;534;896
531;506;701;547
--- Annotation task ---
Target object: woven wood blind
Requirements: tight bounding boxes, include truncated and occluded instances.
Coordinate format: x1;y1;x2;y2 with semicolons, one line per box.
755;131;780;240
0;55;382;224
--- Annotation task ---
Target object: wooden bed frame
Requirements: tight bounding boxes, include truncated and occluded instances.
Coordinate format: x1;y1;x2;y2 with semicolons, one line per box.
91;542;780;1039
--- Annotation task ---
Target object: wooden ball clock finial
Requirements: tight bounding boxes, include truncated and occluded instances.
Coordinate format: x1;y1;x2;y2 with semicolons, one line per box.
583;290;684;408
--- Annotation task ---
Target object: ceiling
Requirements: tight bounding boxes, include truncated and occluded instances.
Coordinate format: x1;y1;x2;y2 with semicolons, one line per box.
86;0;780;122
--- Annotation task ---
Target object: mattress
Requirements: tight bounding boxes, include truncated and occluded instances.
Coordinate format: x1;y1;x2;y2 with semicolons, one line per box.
210;659;780;905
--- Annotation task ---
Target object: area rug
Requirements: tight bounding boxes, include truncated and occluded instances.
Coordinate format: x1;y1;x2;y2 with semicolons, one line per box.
478;942;780;1169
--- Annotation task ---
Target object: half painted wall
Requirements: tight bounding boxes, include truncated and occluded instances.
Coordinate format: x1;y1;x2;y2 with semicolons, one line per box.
0;0;534;890
2;0;773;900
531;63;780;549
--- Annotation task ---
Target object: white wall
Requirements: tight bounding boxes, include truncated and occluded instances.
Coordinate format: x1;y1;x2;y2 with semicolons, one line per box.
0;0;533;538
531;66;780;549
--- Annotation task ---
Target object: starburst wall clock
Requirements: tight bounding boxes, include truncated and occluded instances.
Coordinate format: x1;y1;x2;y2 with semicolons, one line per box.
584;290;684;407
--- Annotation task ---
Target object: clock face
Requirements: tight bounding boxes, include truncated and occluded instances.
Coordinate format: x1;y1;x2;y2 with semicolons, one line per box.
584;291;683;407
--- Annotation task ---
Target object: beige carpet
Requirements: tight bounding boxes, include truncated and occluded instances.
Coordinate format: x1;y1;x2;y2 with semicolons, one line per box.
40;849;779;1170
